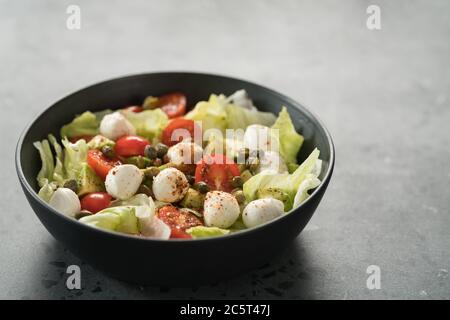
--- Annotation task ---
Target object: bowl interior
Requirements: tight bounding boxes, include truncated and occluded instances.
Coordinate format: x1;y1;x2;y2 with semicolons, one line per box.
19;72;333;200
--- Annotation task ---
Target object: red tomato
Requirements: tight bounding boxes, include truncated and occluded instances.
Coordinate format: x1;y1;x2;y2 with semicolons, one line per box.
87;149;120;180
157;92;187;118
170;229;192;239
157;206;203;239
162;118;199;146
195;154;240;192
80;192;112;213
124;105;143;113
115;135;150;157
69;135;94;143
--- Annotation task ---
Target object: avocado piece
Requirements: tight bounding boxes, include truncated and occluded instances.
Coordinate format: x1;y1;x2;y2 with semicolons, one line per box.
256;187;291;210
77;163;105;196
125;156;152;169
180;188;205;210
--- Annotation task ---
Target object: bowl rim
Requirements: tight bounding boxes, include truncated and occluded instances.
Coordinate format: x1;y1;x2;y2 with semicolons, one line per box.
15;71;335;243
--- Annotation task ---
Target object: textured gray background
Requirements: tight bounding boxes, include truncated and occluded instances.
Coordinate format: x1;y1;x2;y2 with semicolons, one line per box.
1;0;449;299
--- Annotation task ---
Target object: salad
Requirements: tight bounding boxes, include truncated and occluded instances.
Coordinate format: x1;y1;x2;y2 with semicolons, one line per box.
34;90;322;240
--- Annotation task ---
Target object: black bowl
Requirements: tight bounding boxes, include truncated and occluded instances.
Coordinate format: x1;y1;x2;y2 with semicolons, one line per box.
16;72;335;285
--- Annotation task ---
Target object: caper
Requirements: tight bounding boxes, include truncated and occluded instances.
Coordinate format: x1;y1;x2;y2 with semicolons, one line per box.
144;145;158;159
186;174;196;185
231;176;243;188
75;210;92;220
156;143;169;158
143;166;160;178
232;189;246;204
247;157;260;174
193;181;209;194
101;145;115;159
137;184;154;197
63;179;78;194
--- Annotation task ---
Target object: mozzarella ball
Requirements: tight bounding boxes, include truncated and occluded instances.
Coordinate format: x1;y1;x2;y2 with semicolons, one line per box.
242;198;284;228
105;164;143;200
167;142;203;165
49;188;81;217
244;124;279;153
257;151;288;174
152;168;189;202
203;191;240;228
99;112;136;140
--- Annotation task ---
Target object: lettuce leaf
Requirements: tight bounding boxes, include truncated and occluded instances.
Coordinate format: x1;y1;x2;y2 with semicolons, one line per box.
185;96;228;132
243;148;321;211
48;134;65;184
37;179;57;202
34;139;55;188
271;107;304;169
60;111;99;138
186;226;230;238
79;206;139;234
79;196;170;239
225;103;276;130
61;137;88;180
122;109;169;143
185;93;276;133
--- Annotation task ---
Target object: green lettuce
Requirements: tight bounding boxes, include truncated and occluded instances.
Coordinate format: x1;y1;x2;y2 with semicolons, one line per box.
271;107;304;171
185;96;228;132
60;111;98;138
37;179;57;202
186;226;230;238
60;110;112;138
61;137;88;180
243;148;321;211
79;195;170;238
34;139;55;188
185;94;276;133
225;103;276;130
79;206;139;234
122;109;168;143
48;134;65;184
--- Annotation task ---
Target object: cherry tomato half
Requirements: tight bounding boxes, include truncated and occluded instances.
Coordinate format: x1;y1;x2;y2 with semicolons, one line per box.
195;154;240;192
69;135;94;143
157;206;203;239
115;135;150;157
80;192;112;213
162;118;200;147
124;105;143;113
157;92;187;118
87;149;121;180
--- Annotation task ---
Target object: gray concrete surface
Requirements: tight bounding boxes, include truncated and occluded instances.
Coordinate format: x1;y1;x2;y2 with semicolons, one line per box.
1;0;449;299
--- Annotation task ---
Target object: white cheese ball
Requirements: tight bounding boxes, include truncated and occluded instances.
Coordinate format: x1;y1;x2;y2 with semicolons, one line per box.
105;164;143;200
203;191;240;228
99;112;136;140
152;168;189;202
167;142;203;165
256;151;288;174
49;188;81;217
242;198;284;228
244;124;279;153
